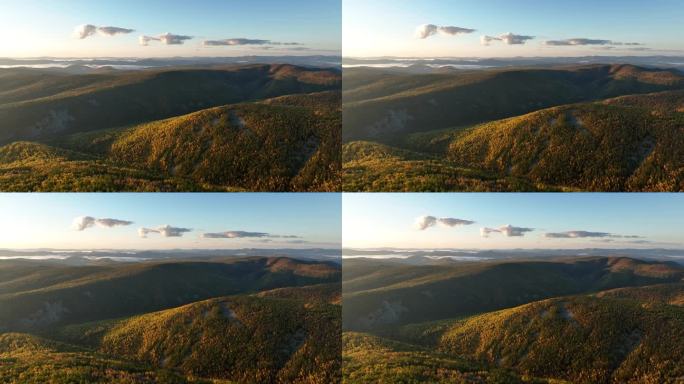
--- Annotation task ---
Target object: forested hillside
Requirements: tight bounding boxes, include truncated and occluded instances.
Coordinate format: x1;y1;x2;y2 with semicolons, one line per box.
343;257;684;383
0;64;341;191
343;64;684;191
0;256;342;383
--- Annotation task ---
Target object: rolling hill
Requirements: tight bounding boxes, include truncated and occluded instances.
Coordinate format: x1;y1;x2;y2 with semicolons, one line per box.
0;256;342;383
343;257;684;383
0;332;191;383
342;331;539;383
55;294;341;383
342;64;684;191
343;257;684;330
0;64;341;191
0;90;341;191
343;64;683;141
0;256;340;331
0;64;339;143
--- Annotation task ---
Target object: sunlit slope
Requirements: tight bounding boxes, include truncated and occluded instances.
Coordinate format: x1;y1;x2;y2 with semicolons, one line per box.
0;257;340;331
342;140;546;192
107;91;340;191
55;294;341;384
445;296;683;382
405;290;684;383
342;331;539;384
446;90;684;191
343;89;684;191
343;258;684;383
343;64;684;142
0;141;201;191
596;282;684;306
342;257;684;330
0;333;190;383
0;281;343;383
0;64;340;144
0;91;341;191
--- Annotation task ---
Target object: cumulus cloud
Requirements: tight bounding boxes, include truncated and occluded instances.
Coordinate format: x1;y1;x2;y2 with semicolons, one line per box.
480;225;534;238
74;24;134;39
414;215;475;231
481;32;534;46
75;24;98;39
72;216;133;231
545;38;613;46
416;24;475;39
201;231;302;239
544;38;644;47
203;38;270;46
202;38;302;47
139;35;159;46
98;26;135;36
202;231;270;238
138;225;192;238
139;33;192;46
545;231;642;239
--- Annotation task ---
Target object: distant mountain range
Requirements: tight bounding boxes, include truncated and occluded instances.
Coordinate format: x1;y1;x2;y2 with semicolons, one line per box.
343;248;684;263
343;55;684;71
0;248;343;264
1;55;341;70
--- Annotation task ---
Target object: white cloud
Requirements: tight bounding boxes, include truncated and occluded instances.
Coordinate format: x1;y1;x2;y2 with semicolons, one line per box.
203;38;271;46
202;231;270;238
72;216;133;231
544;38;637;46
74;24;133;39
415;216;437;230
201;231;302;239
202;38;303;48
74;24;98;39
138;225;192;238
139;33;192;46
480;225;534;237
544;230;642;239
481;33;534;46
98;26;135;36
415;215;475;230
416;24;475;39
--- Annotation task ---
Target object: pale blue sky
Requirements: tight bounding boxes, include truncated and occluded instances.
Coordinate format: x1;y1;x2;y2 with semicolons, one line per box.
0;193;341;250
344;0;684;57
0;0;341;57
343;194;684;249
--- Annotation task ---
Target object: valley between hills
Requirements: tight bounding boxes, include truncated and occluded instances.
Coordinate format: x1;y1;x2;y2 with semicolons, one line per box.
0;256;342;383
0;64;341;192
343;64;684;192
342;256;684;383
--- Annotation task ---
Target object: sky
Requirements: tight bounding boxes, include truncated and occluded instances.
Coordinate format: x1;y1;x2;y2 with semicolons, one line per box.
343;0;684;58
0;0;341;58
0;193;341;250
343;193;684;250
